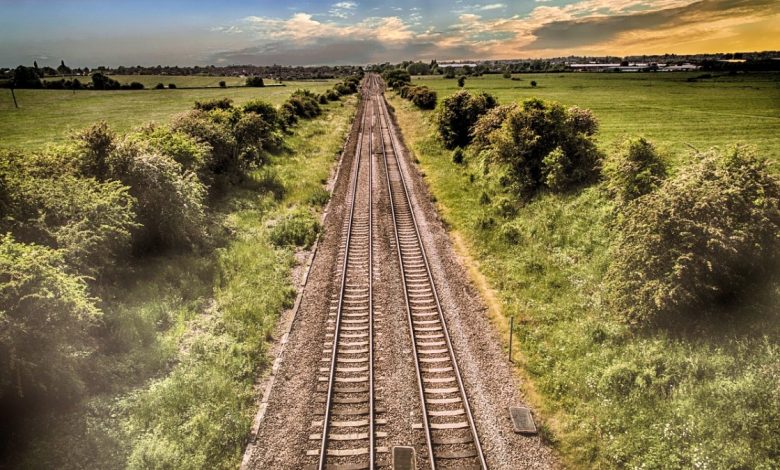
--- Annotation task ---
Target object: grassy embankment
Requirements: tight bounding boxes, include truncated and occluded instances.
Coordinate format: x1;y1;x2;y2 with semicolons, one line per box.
0;78;338;148
9;93;357;469
389;72;780;468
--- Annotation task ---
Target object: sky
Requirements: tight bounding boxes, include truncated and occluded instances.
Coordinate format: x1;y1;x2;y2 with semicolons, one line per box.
1;0;779;67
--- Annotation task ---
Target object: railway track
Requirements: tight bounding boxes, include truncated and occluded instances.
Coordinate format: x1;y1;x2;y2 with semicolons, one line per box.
307;74;485;469
374;83;487;470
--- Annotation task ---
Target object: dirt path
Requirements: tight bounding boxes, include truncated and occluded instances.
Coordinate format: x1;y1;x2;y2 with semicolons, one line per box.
244;76;558;469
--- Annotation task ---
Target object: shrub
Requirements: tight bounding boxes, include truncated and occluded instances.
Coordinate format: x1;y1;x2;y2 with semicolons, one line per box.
117;146;207;251
269;209;320;248
131;124;212;180
155;83;165;89
168;83;176;89
219;80;226;88
409;87;437;110
531;80;538;87
605;146;780;325
245;76;264;87
129;82;144;90
325;89;341;101
318;94;328;104
0;235;101;406
243;99;279;126
72;121;117;179
457;76;466;88
604;137;667;205
194;98;233;111
471;104;518;152
567;106;599;135
171;110;239;178
484;98;602;196
286;90;321;119
2;172;137;276
436;90;497;149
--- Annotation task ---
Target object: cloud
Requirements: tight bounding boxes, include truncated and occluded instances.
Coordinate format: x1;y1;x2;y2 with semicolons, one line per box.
479;3;506;10
329;1;358;19
207;0;780;65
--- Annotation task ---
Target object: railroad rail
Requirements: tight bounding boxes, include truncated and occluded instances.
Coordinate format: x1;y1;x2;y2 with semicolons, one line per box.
308;75;384;469
374;81;488;469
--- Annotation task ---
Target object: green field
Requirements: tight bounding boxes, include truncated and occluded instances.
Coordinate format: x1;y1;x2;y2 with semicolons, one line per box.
412;72;780;162
389;72;780;468
0;78;339;148
43;74;250;88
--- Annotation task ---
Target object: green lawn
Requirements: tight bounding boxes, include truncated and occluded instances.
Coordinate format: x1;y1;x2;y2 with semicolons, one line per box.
0;78;339;149
412;73;780;162
389;72;780;469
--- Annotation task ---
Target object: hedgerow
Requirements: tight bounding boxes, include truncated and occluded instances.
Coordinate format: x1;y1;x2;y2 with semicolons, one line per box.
436;90;497;149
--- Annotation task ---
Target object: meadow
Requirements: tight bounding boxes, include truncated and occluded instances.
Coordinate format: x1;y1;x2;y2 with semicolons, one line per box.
412;72;780;162
0;78;338;148
389;71;780;468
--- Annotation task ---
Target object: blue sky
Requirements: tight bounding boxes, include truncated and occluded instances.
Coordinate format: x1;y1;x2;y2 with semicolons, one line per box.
1;0;778;67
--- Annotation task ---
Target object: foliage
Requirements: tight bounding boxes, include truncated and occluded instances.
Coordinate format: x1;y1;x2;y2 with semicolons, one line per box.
480;98;602;196
606;146;780;325
245;76;265;87
457;76;466;88
131;124;212;179
194;98;233;111
436;90;497;149
604;137;667;205
399;85;437;110
243;99;279;127
91;73;120;90
382;69;411;89
471;104;518;152
11;66;43;89
0;235;101;406
269;208;320;249
406;62;431;76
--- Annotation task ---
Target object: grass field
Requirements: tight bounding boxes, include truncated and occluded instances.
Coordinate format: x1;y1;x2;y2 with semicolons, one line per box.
388;72;780;468
0;78;339;149
10;96;357;469
412;72;780;162
43;74;250;88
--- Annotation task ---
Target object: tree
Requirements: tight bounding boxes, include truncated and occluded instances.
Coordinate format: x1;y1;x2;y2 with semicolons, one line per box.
457;76;466;88
604;137;667;205
381;68;411;89
91;72;120;90
246;76;264;87
12;66;42;89
530;80;537;87
407;62;431;76
477;98;602;196
436;90;497;149
57;59;71;76
219;80;226;88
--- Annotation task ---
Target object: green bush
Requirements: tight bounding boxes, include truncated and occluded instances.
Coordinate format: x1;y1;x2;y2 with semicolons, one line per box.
409;86;437;110
606;146;780;325
452;147;464;164
131;124;212;179
604;137;667;205
0;235;101;406
269;209;320;248
483;98;602;196
117;147;208;251
325;89;341;101
194;98;233;111
171;110;239;178
245;76;264;87
436;90;497;149
243;99;280;127
471;104;518;152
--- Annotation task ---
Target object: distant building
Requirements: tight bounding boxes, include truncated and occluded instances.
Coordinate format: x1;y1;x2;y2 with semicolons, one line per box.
438;63;478;68
569;62;699;72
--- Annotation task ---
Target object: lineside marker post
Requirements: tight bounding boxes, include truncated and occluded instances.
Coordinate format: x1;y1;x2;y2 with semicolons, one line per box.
509;316;514;363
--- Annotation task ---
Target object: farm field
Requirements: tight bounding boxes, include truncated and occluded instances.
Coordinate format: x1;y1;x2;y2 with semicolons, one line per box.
411;72;780;162
388;71;780;468
0;78;339;148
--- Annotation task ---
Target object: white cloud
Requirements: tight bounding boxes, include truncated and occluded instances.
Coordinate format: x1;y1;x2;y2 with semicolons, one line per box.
479;3;506;10
329;1;358;19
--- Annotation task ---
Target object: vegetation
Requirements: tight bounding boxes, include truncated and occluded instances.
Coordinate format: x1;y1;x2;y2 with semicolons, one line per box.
388;72;780;468
606;147;780;325
245;76;265;87
436;90;496;149
381;68;411;89
0;86;357;468
398;85;437;110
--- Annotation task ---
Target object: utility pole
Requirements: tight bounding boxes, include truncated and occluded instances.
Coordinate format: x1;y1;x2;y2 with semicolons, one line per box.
10;87;18;108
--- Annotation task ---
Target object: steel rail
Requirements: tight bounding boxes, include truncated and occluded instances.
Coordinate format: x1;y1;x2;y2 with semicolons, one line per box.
318;79;375;469
375;82;488;469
